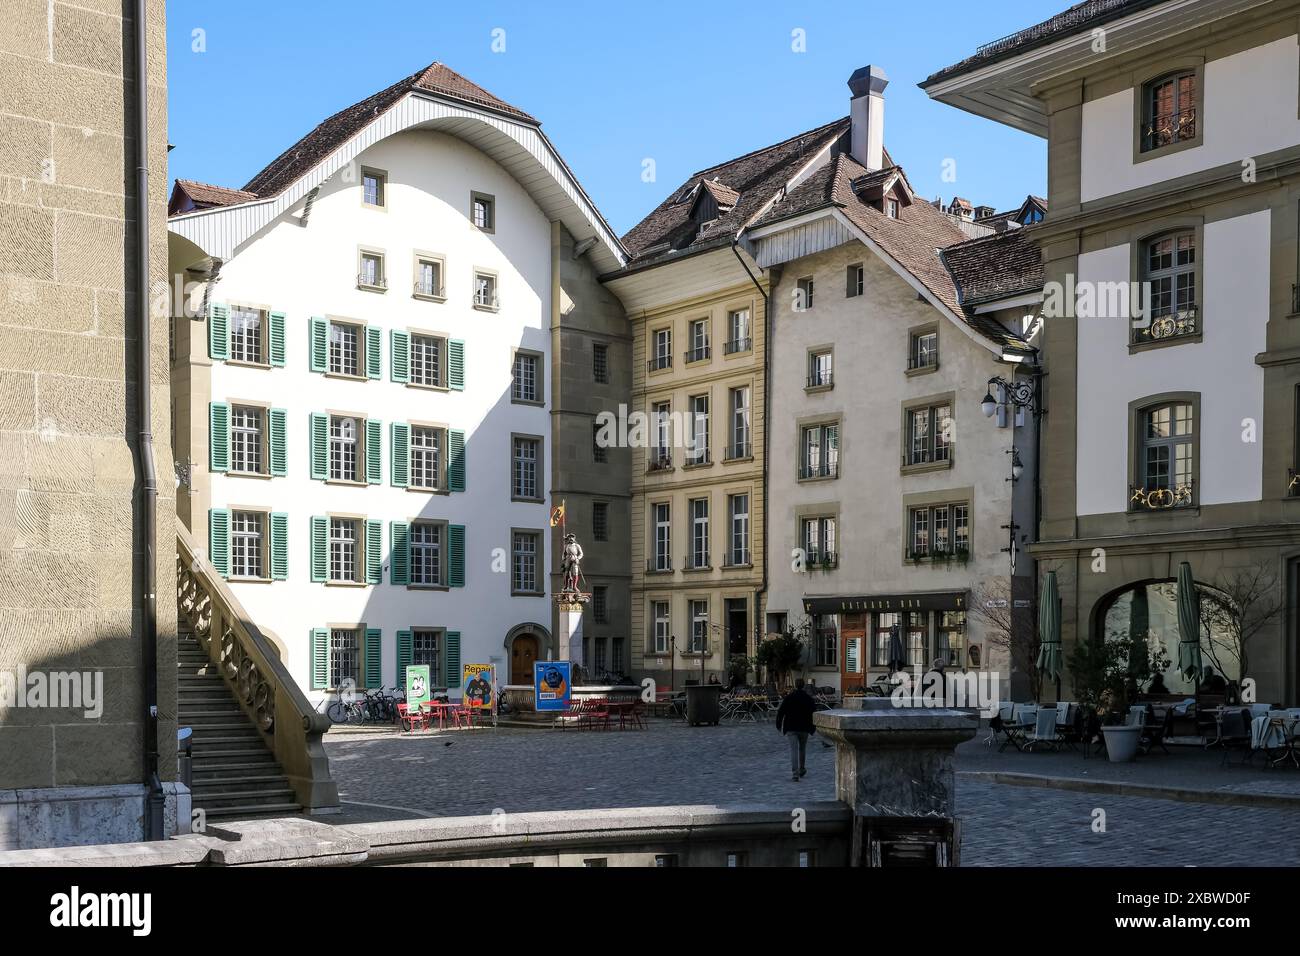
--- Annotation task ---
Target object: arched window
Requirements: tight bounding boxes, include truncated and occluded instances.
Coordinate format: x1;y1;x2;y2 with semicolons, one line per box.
1131;399;1195;510
1134;230;1197;344
1142;70;1197;152
1098;580;1238;696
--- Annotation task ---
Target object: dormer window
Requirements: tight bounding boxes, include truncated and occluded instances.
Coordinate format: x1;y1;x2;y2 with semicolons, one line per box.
887;199;899;219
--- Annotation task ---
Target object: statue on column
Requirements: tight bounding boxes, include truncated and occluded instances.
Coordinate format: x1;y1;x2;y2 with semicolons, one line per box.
561;533;584;596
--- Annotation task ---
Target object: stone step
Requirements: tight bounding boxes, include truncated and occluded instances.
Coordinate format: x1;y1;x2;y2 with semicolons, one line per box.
191;787;297;808
190;735;267;751
191;771;288;788
190;750;278;767
177;701;245;715
201;802;303;821
183;719;260;733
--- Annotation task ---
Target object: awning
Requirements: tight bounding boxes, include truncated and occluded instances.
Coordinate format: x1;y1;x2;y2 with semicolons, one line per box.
802;591;968;616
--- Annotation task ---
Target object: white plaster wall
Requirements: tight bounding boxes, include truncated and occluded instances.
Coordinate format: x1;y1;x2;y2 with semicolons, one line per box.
1080;35;1300;202
1075;209;1269;515
208;129;553;699
763;241;1026;692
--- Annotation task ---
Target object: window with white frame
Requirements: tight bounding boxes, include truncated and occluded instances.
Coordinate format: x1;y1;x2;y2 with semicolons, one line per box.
887;199;900;219
726;309;751;353
229;306;265;364
512;531;540;593
358;251;385;289
410;334;444;387
800;422;839;479
411;521;442;586
410;425;442;490
329;415;362;482
362;168;385;207
652;601;670;654
688;318;710;362
329;517;360;583
512;352;540;403
330;627;361;688
231;510;265;578
329;321;360;377
689;599;709;654
936;611;965;668
512;437;540;500
908;403;952;465
687;394;709;464
652;502;671;571
908;502;969;558
905;611;927;667
728;493;749;566
413;628;441;684
909;330;938;370
1137;401;1195;507
872;612;900;667
230;405;264;475
846;264;864;298
729;386;750;459
471;192;495;231
796;276;814;311
801;516;836;566
415;258;443;298
651;401;672;468
473;272;497;308
808;350;833;388
814;614;838;667
651;327;672;371
689;497;709;569
1136;232;1197;344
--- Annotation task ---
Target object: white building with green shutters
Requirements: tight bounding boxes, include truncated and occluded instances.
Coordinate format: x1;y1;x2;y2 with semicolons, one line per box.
167;62;626;702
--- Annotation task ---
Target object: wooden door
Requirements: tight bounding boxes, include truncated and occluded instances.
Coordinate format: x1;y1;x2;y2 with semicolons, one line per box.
511;634;539;685
841;613;866;692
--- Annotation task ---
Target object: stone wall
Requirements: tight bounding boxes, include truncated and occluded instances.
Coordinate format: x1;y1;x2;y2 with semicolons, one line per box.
0;0;178;847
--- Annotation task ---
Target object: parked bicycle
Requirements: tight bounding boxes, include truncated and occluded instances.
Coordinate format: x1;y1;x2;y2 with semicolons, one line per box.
318;685;402;725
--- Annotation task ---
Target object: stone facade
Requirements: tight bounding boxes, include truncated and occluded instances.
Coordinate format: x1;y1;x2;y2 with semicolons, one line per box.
0;0;179;847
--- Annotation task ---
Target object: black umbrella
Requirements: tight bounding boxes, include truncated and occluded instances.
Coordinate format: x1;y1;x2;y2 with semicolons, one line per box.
888;623;906;674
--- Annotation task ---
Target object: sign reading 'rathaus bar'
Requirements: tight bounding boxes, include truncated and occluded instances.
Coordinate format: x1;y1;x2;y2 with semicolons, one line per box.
802;591;967;615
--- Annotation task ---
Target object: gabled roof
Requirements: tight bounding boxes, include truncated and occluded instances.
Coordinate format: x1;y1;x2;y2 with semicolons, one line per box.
940;228;1045;308
618;117;851;269
920;0;1170;88
751;152;1037;356
168;179;258;216
242;62;535;200
699;179;740;209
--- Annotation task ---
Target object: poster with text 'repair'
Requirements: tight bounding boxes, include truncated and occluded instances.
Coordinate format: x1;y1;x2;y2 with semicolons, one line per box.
462;663;494;709
534;661;571;711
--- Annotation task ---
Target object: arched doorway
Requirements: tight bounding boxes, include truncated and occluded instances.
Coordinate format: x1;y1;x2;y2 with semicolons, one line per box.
510;632;540;685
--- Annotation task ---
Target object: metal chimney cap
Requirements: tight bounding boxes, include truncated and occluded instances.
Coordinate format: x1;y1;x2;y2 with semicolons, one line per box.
848;65;889;97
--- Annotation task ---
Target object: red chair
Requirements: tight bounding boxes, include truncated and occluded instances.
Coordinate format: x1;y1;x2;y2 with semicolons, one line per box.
396;702;428;733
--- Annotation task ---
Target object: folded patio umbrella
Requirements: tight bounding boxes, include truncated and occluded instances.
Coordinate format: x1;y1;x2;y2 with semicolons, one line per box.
1036;570;1062;682
888;624;905;673
1176;561;1204;683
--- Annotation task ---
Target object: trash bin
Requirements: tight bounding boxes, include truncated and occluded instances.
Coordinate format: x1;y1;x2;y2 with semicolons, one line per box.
685;683;722;726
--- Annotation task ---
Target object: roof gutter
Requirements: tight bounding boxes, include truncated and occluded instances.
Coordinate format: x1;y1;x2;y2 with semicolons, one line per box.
730;236;770;653
131;0;164;840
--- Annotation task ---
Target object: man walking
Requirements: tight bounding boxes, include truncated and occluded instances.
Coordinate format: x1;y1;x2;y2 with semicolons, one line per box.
775;679;817;781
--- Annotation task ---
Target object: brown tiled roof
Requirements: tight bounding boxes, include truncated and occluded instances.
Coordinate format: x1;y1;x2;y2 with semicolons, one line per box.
754;153;1035;354
239;62;535;200
941;228;1045;307
700;179;740;209
921;0;1169;87
169;179;257;215
619;117;851;267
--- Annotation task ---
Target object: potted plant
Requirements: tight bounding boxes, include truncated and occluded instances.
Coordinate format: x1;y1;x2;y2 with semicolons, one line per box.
755;631;805;690
1068;632;1170;762
726;654;752;688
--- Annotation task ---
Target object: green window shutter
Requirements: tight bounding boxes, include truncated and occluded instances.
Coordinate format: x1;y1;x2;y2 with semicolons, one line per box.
364;628;382;689
209;402;229;472
448;524;465;588
448;429;466;491
268;408;287;476
208;509;230;578
448;339;465;390
365;419;382;484
395;630;413;689
310;628;329;690
309;316;328;373
390;329;410;383
270;512;288;580
310;515;328;583
391;422;409;488
208;303;229;360
365;519;383;584
269;311;286;366
309;412;328;480
366;325;382;380
390;521;410;585
445;631;462;688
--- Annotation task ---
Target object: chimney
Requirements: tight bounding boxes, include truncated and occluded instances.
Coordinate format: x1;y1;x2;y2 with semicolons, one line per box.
848;65;888;172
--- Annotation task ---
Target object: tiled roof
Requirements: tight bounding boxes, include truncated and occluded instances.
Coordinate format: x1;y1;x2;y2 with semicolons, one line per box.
941;228;1045;308
241;62;534;199
921;0;1169;87
752;152;1034;354
618;117;851;267
168;179;258;215
700;179;740;208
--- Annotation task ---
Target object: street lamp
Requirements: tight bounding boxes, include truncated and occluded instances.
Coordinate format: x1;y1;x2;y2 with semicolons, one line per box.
981;375;1037;418
1008;447;1024;482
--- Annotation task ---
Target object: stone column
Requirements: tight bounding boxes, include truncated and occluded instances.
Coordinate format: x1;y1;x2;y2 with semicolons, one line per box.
558;604;584;668
814;698;977;865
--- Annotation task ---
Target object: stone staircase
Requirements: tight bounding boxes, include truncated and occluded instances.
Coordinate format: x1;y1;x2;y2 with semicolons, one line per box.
178;627;303;821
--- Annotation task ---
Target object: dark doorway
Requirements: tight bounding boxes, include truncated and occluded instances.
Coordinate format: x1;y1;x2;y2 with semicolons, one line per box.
510;633;539;686
726;599;748;657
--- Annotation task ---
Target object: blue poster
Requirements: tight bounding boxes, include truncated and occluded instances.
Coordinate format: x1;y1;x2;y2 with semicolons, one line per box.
534;661;571;712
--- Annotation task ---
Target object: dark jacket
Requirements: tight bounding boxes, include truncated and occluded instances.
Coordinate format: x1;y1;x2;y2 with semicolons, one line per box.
776;687;816;735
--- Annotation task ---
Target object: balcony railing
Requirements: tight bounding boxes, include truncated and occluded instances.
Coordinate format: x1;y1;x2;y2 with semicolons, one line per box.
906;544;970;564
647;557;673;573
1129;480;1195;511
807;370;833;389
724;337;752;355
805;550;838;569
723;551;752;568
908;353;938;372
684;553;710;571
684;449;711;467
647;453;673;473
724;441;751;461
1131;305;1197;346
648;354;672;372
799;460;839;480
357;272;387;290
413;280;445;298
1141;107;1197;153
685;346;711;363
473;292;499;309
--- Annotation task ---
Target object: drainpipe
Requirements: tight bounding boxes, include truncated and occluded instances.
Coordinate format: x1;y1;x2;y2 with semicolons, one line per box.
131;0;164;840
731;237;769;666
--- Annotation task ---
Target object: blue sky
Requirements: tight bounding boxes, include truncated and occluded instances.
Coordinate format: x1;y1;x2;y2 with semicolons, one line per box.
167;0;1060;235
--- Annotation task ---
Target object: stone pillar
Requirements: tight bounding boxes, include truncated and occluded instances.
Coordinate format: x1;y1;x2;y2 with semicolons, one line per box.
814;698;977;866
558;604;584;668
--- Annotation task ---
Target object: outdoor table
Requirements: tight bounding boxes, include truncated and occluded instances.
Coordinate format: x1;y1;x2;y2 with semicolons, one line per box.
419;700;451;730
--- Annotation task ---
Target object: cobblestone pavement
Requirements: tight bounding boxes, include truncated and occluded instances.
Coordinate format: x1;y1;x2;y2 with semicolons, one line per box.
323;722;1300;866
